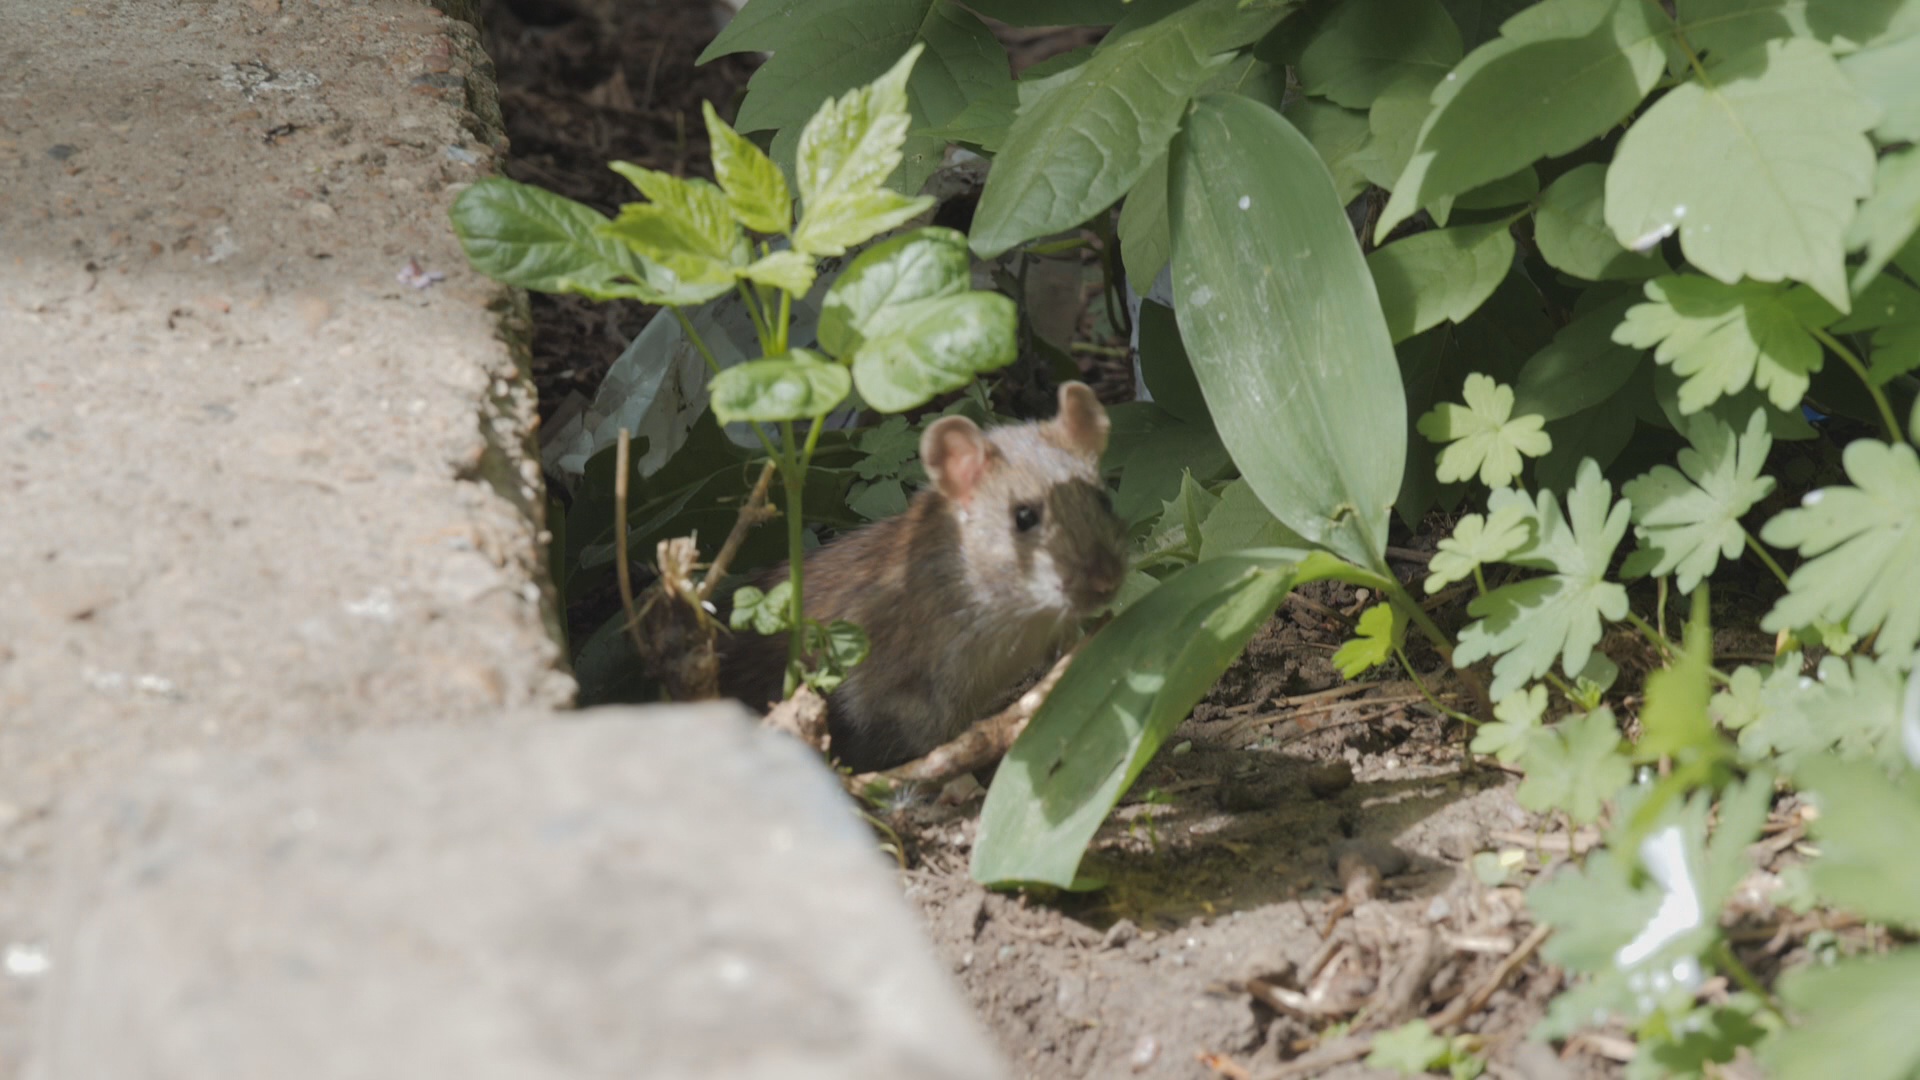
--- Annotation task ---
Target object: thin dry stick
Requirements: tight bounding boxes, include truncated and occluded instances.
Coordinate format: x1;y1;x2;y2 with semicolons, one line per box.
699;459;780;603
613;429;647;663
1432;922;1553;1032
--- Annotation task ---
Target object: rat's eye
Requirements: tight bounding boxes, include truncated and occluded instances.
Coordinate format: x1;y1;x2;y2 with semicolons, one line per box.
1013;503;1042;532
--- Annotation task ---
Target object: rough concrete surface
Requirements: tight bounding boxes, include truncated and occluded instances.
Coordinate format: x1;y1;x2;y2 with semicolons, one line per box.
0;1;1001;1075
41;707;1002;1080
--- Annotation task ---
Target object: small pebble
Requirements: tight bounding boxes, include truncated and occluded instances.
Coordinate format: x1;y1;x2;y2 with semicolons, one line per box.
1102;919;1138;950
1303;761;1354;799
1129;1035;1160;1071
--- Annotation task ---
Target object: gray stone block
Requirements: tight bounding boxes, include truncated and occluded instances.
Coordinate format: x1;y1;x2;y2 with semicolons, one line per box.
38;705;1004;1080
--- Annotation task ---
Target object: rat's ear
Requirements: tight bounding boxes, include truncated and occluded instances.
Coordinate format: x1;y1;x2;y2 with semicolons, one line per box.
922;416;997;506
1053;382;1110;457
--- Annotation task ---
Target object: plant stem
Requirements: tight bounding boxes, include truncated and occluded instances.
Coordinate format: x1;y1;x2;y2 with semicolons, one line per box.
1656;576;1668;641
613;429;648;664
1396;644;1479;727
1624;610;1675;663
1713;940;1787;1022
1744;531;1793;590
780;420;806;696
1472;565;1488;598
1380;575;1494;721
736;280;773;354
1811;325;1904;443
672;307;780;458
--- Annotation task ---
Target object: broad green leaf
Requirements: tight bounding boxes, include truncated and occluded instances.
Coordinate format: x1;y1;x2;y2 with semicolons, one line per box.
792;45;936;257
1355;69;1445;192
958;0;1129;25
1796;757;1920;930
1516;707;1631;822
1470;683;1551;763
709;350;852;423
1534;164;1666;282
1333;604;1406;678
1417;373;1551;488
1761;439;1920;658
1847;148;1920;291
1535;403;1638;495
1453;165;1538;210
1766;950;1920;1080
1377;0;1669;236
970;0;1288;257
702;101;792;235
1613;275;1837;415
1842;30;1920;142
605;163;751;291
1292;0;1462;109
1512;293;1644;421
741;250;817;295
1605;38;1878;311
1636;589;1721;761
1426;500;1533;593
1441;0;1537;48
848;292;1018;412
1621;411;1775;593
1368;221;1516;343
1117;153;1171;291
817;226;969;358
449;177;684;304
1455;462;1632;698
1198;478;1312;560
1134;299;1210;426
1171;94;1406;569
1105;403;1236;526
972;552;1297;886
1282;98;1374;205
1675;0;1920;56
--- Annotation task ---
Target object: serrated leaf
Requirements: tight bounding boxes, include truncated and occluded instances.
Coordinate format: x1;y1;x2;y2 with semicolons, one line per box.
604;163;752;293
1516;707;1631;822
1842;29;1920;142
791;45;936;257
1293;0;1462;109
740;249;818;295
1637;589;1722;761
1534;163;1666;282
1377;0;1669;236
1417;373;1552;488
709;350;852;423
1730;652;1913;768
1613;275;1837;415
1762;440;1920;659
1847;147;1920;292
1426;500;1533;593
1766;950;1920;1080
1605;38;1878;311
703;101;793;235
1334;604;1406;678
1368;221;1517;343
1471;683;1551;763
848;292;1017;412
1512;293;1645;422
1454;461;1632;698
1144;470;1223;556
449;177;685;304
1621;411;1775;593
817;226;969;357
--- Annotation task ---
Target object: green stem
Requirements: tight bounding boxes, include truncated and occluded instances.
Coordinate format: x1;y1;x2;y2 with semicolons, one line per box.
776;286;793;355
1811;325;1904;444
1714;940;1787;1022
672;307;780;459
1744;531;1793;591
1624;610;1675;663
1395;644;1478;727
1656;576;1668;641
780;420;806;696
736;280;773;354
1380;574;1494;721
1472;565;1488;598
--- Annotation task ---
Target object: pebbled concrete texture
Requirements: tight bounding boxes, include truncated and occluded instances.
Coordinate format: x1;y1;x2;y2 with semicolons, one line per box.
0;1;1002;1075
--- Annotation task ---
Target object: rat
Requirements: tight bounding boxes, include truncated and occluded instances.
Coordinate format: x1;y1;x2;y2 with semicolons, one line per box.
720;382;1130;773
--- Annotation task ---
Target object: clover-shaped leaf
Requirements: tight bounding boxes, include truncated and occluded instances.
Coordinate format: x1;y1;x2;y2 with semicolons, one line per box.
1515;707;1631;824
1333;603;1406;679
1471;684;1550;764
1613;275;1837;415
1622;411;1776;594
1761;440;1920;659
1454;460;1632;699
1425;499;1532;594
1417;373;1552;488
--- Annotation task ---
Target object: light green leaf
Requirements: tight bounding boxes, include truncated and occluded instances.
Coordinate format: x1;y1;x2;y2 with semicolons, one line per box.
1292;0;1463;109
702;101;792;235
1842;29;1920;142
1197;478;1312;561
1368;221;1516;343
1377;0;1669;236
1516;707;1631;822
848;292;1018;412
1513;293;1645;421
1761;439;1920;658
448;177;684;304
1426;500;1533;593
1454;461;1632;698
1613;275;1836;415
1282;98;1374;205
1604;38;1879;311
1366;1020;1452;1074
709;350;853;423
792;45;936;257
1471;683;1551;763
604;163;752;292
1143;470;1223;556
1847;148;1920;292
740;249;818;295
1766;950;1920;1080
1730;652;1913;768
1796;757;1920;931
1621;411;1775;593
972;553;1297;887
1636;589;1721;762
817;226;970;358
730;581;794;635
970;0;1289;258
1534;163;1666;282
1334;604;1407;679
1172;93;1406;569
1417;373;1552;488
1117;152;1171;292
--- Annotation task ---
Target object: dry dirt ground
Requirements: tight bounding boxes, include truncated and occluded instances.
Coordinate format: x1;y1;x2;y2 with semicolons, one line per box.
482;4;1650;1077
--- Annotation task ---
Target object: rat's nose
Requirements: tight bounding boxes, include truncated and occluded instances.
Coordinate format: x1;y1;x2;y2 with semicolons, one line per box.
1079;548;1126;605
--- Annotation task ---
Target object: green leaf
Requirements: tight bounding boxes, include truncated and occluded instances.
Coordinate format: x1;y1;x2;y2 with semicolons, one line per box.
1604;38;1879;312
1454;461;1632;698
1471;683;1551;763
709;350;853;423
1105;403;1236;526
1730;652;1914;768
1842;29;1920;142
1355;69;1445;192
1334;604;1407;679
1366;1020;1452;1074
969;0;1287;258
848;292;1018;412
958;0;1129;25
1417;373;1552;488
972;553;1297;887
1613;275;1837;415
817;226;969;357
1761;440;1920;659
1282;98;1374;205
1636;589;1722;762
741;249;818;295
702;101;793;235
1534;163;1666;282
1197;478;1312;560
1377;0;1669;236
1142;470;1223;557
1134;299;1210;426
1797;757;1920;930
1621;411;1775;593
604;163;752;292
730;581;794;635
801;618;870;693
1292;0;1463;109
1512;293;1645;422
1516;707;1631;822
1368;221;1516;343
1117;153;1171;291
1441;0;1537;48
1847;148;1920;292
1766;950;1920;1080
1426;500;1533;593
791;45;936;257
448;177;682;303
1172;94;1407;569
